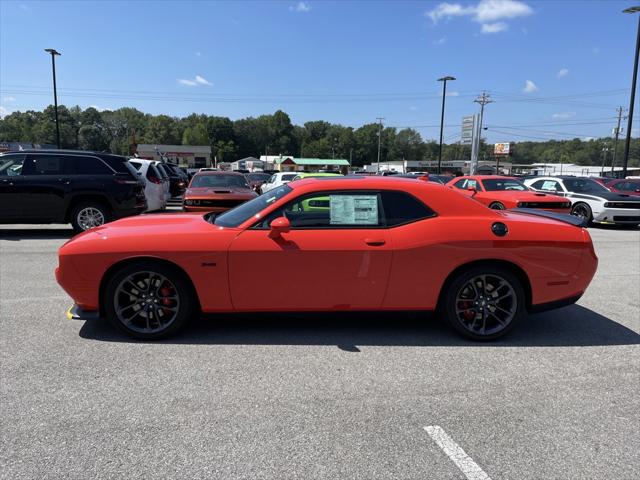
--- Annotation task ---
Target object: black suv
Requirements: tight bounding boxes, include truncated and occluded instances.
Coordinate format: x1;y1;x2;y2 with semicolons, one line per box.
0;150;146;232
156;163;187;197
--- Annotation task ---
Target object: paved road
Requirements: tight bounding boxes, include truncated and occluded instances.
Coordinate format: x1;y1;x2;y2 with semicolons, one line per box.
1;224;638;479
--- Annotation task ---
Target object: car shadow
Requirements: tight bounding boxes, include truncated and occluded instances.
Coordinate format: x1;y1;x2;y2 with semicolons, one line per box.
78;304;640;349
0;227;75;240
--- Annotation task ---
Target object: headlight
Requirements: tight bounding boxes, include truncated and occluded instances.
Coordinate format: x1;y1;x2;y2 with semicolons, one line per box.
565;202;571;208
184;200;193;206
516;202;523;208
604;202;611;207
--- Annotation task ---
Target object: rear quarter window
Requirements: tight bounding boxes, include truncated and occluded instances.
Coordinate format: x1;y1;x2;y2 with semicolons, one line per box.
68;155;113;175
381;190;436;227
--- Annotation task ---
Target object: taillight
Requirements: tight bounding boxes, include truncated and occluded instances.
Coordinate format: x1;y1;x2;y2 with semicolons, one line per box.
114;173;139;185
149;176;162;185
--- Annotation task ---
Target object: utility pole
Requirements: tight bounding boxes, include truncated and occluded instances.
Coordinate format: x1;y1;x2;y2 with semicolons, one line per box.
437;76;456;174
612;106;626;173
44;49;61;149
471;92;493;174
376;117;384;173
621;7;640;177
601;144;610;176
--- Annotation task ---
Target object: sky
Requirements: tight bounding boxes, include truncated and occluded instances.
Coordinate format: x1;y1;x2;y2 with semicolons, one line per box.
0;0;638;144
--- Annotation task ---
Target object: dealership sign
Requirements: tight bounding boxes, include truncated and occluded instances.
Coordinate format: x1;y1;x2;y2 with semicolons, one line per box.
494;142;512;156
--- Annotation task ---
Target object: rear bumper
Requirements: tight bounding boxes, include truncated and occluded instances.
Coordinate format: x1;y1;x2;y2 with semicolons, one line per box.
529;293;583;313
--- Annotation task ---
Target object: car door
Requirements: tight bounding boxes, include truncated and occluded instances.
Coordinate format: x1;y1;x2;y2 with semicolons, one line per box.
20;154;73;221
228;190;393;310
0;153;27;221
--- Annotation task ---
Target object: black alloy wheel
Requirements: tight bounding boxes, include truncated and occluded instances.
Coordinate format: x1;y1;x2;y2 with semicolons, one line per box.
443;266;525;340
104;261;194;339
570;203;593;224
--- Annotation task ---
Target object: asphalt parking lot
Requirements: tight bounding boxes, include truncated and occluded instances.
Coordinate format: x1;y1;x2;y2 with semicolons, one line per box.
1;220;638;479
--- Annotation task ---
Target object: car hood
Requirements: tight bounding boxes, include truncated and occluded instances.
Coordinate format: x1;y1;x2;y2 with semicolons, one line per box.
185;186;255;196
60;213;240;255
569;191;640;202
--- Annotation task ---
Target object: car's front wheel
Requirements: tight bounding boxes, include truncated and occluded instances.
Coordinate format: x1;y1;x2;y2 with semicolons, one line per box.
104;261;195;340
443;266;525;340
571;202;593;224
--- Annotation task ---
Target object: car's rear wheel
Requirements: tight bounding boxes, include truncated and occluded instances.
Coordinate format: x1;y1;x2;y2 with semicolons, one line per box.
571;202;592;224
104;261;194;340
489;202;506;210
443;266;525;340
71;201;110;232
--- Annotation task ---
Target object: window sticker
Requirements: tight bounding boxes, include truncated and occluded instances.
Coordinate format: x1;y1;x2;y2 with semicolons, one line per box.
541;181;557;191
330;195;378;225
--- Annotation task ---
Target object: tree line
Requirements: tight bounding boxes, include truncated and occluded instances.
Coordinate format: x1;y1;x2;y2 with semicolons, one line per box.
1;105;637;167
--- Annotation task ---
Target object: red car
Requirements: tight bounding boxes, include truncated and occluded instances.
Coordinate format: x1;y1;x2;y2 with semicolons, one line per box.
606;178;640;196
56;177;597;341
183;171;257;212
448;175;571;213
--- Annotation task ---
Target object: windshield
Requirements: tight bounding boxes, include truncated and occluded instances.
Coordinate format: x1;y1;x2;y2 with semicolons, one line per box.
563;178;609;193
482;179;528;191
191;174;249;188
214;185;292;227
282;174;297;182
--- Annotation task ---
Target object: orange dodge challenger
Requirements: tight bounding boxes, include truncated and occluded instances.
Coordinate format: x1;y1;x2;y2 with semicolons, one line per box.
183;171;257;212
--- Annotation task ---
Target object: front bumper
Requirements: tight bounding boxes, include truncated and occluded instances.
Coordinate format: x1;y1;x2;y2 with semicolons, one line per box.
593;207;640;224
66;304;100;321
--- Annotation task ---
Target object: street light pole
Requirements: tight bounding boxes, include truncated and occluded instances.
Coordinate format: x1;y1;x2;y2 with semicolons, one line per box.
44;49;61;149
437;76;456;174
376;117;384;173
621;7;640;177
612;106;626;173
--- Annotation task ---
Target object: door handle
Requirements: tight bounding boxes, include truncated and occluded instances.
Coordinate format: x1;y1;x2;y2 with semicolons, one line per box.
365;239;386;246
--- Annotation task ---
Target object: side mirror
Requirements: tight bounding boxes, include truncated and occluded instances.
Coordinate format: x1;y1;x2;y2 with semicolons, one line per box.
269;216;291;239
467;186;478;196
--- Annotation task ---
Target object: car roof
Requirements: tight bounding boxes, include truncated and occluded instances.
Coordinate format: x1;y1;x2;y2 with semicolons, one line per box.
1;149;125;159
193;170;245;176
290;175;445;191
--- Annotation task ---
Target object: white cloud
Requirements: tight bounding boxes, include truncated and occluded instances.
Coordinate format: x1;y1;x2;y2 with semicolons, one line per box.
195;51;202;57
195;75;212;85
481;22;507;33
19;3;29;11
0;106;10;119
557;68;569;78
426;0;532;34
592;47;600;54
178;75;212;87
552;112;575;119
410;106;420;111
523;79;538;93
290;2;311;12
582;137;595;141
434;37;447;45
3;96;16;102
447;91;460;97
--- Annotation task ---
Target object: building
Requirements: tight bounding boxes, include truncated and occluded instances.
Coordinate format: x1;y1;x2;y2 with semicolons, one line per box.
259;155;350;172
135;144;212;168
0;142;57;152
363;159;513;175
230;157;264;171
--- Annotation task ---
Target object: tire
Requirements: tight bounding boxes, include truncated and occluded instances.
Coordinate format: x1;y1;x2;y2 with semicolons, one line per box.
70;201;110;233
442;266;525;341
489;202;506;210
104;261;195;340
570;202;592;225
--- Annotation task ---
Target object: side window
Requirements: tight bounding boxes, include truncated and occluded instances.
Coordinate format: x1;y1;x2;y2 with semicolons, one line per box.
530;180;546;190
129;161;142;171
0;154;26;176
257;191;383;229
453;179;467;189
381;191;436;227
68;156;113;175
538;180;560;192
23;155;67;175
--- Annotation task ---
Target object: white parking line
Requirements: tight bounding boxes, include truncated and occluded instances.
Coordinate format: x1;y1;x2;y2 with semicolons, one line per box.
424;425;492;480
